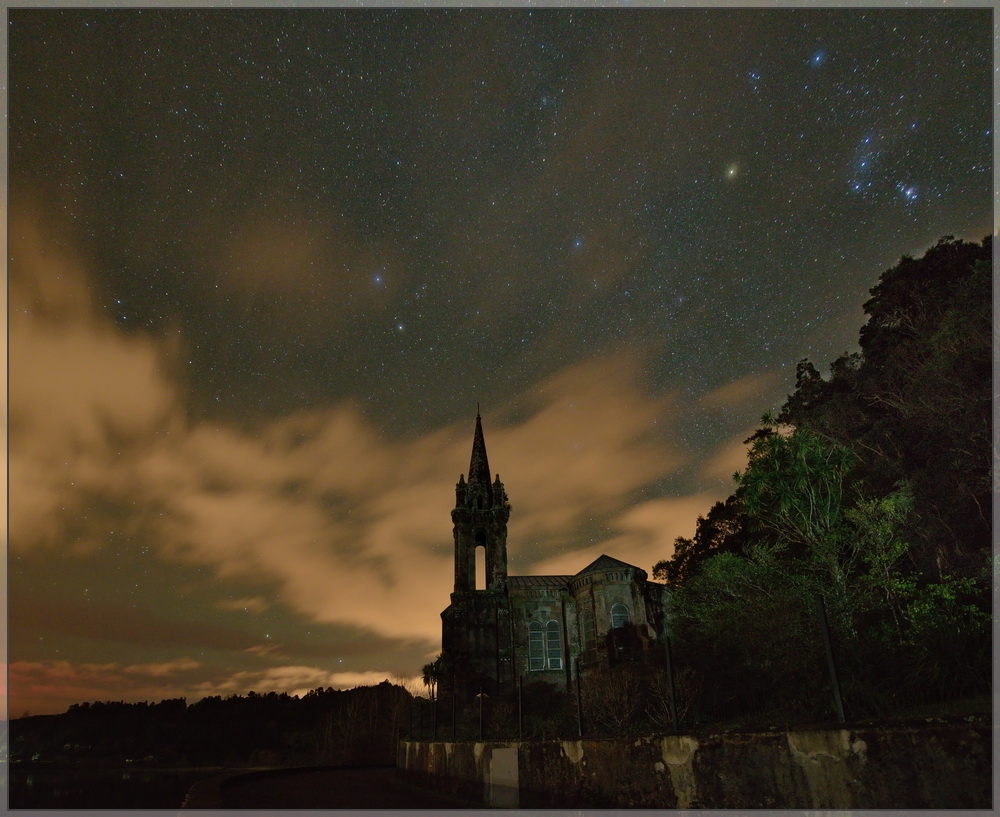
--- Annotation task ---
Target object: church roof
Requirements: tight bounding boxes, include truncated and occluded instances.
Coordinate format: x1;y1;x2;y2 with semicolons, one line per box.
573;554;641;577
507;575;572;588
468;411;492;485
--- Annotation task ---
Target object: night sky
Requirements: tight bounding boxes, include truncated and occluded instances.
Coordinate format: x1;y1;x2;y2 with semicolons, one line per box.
8;8;992;717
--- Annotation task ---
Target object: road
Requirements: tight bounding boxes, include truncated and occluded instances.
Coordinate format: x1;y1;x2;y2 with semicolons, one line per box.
212;765;483;809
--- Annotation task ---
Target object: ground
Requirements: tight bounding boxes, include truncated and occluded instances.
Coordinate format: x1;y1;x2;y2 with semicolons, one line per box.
200;765;484;809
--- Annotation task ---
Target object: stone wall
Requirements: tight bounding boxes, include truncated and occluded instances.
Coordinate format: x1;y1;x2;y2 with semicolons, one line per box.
397;721;990;809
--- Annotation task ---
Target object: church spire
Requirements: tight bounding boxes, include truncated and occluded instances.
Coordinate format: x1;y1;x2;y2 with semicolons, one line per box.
468;409;492;485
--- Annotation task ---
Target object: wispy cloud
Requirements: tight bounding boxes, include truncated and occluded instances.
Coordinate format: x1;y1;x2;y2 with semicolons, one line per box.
9;658;409;716
9;211;765;715
10;218;692;644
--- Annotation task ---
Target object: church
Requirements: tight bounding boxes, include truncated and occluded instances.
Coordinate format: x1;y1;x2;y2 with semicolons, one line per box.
439;413;669;705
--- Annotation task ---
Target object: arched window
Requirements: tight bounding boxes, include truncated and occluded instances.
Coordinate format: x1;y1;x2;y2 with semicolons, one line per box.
528;619;563;671
528;621;545;670
545;620;563;670
611;603;633;657
474;530;487;590
611;603;630;629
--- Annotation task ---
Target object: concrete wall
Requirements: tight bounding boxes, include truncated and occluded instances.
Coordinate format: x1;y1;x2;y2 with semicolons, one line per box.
398;721;990;809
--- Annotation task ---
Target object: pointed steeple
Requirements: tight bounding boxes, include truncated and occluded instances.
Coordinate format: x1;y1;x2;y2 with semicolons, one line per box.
468;410;492;485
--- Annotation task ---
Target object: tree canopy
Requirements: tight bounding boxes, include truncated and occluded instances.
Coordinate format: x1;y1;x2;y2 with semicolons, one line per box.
655;235;992;726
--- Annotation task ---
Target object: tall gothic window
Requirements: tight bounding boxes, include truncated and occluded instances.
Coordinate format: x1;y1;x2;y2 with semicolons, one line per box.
611;603;631;629
474;530;487;590
528;621;545;670
611;603;633;658
546;620;563;670
527;619;563;671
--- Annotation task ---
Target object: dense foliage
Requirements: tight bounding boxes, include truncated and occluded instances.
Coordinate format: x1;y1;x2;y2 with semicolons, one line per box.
654;236;992;726
10;682;414;768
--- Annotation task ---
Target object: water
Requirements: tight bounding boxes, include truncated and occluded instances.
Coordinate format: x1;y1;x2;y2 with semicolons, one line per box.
9;763;222;809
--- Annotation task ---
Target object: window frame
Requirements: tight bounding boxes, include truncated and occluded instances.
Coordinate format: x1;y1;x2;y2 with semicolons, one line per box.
545;620;563;670
528;620;545;670
527;618;563;671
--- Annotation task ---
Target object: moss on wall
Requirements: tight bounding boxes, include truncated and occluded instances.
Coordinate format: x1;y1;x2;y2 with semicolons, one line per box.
399;721;990;809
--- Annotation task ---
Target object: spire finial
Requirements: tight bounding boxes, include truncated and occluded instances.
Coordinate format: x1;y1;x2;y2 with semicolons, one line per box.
468;410;492;485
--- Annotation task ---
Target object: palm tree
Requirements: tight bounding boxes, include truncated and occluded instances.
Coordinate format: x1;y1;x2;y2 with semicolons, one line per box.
421;656;441;701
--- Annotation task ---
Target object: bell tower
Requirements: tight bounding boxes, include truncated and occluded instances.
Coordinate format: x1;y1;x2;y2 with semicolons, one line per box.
452;412;510;592
439;411;514;705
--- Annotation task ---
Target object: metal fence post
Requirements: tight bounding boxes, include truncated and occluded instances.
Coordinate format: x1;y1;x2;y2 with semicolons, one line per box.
816;594;846;723
575;656;584;737
664;633;679;730
518;674;523;740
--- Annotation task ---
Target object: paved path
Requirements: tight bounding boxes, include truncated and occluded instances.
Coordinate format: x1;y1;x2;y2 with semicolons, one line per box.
211;766;483;809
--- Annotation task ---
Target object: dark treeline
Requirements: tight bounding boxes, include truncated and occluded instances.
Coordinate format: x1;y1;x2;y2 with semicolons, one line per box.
654;235;992;726
11;681;413;768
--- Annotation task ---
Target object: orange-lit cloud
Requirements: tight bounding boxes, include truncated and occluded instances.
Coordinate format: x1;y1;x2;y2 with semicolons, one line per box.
10;658;205;717
529;490;728;578
696;431;756;485
699;372;782;410
9;658;412;717
9;210;772;715
10;219;692;646
123;657;203;677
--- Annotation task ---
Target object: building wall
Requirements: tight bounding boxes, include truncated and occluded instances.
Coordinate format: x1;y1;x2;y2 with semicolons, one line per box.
509;586;575;690
444;559;667;702
398;721;991;809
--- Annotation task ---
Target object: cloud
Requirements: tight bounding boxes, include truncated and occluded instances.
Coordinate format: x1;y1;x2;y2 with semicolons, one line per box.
9;657;406;717
202;206;402;340
218;596;271;614
11;596;263;652
699;372;781;410
8;210;767;714
10;217;686;648
9;210;180;554
123;657;203;677
696;431;755;484
186;665;405;701
137;356;681;643
10;658;203;717
529;489;734;578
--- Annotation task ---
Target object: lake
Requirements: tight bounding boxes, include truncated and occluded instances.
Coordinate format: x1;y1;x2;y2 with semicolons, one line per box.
9;763;225;809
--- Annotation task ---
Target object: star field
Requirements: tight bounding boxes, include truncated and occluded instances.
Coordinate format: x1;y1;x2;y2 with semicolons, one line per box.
8;7;992;716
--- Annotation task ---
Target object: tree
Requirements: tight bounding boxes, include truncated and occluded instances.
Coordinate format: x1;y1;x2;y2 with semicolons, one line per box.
736;418;854;546
779;236;992;578
653;495;747;586
421;656;441;701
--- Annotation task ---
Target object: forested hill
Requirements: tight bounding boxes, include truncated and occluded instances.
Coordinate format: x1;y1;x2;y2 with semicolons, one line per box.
654;235;992;724
10;682;413;767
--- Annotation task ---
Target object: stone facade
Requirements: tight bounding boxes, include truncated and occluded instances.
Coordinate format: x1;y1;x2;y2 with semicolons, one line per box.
439;414;667;705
